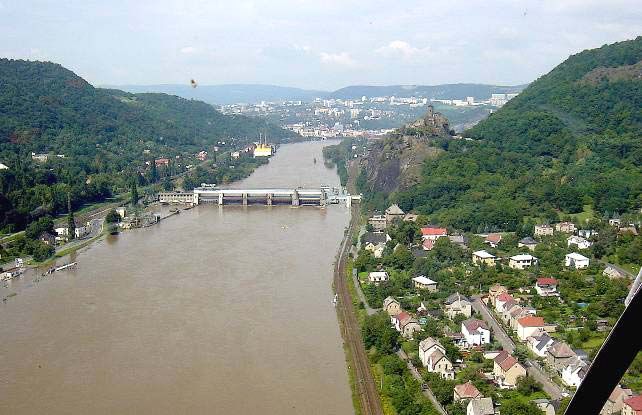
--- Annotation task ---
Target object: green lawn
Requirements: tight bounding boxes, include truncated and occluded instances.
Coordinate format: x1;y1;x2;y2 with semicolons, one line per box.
569;204;596;225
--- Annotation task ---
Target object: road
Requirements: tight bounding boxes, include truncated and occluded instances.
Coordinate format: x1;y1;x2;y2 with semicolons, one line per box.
351;267;377;316
397;349;448;415
334;205;383;415
471;296;565;399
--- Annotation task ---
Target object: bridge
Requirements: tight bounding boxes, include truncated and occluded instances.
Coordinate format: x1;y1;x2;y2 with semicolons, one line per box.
159;187;360;207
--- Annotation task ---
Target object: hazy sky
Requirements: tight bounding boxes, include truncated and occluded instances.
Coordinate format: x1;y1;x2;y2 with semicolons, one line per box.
1;0;640;90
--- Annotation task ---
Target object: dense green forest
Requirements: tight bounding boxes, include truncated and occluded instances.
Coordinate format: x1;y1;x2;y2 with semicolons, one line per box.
377;37;642;232
0;59;297;233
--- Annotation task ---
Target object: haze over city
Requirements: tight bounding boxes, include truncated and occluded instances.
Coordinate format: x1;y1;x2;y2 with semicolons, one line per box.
1;0;641;89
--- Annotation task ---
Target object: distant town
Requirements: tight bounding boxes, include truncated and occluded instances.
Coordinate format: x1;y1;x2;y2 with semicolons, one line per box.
219;93;520;139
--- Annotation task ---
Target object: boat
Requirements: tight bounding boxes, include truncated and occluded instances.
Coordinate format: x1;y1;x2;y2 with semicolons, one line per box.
55;262;77;272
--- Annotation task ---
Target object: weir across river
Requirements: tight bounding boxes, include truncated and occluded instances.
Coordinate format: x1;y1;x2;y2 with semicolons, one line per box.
159;187;361;207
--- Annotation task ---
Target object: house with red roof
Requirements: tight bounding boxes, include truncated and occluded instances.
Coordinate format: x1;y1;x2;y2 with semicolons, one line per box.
493;350;526;388
516;316;546;341
535;277;559;297
494;293;515;313
484;233;502;248
623;395;642;415
453;381;482;402
421;227;447;241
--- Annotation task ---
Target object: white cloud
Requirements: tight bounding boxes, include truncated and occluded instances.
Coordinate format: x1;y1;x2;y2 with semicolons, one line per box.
180;46;197;54
319;51;357;67
375;40;429;60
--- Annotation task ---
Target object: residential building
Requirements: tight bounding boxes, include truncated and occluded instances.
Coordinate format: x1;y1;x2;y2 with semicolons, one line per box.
623;395;642;415
39;231;56;246
383;296;401;316
448;234;468;249
115;207;127;218
364;242;386;258
488;284;508;307
155;158;170;167
426;348;454;379
0;162;8;170
508;254;538;270
518;236;538;251
412;275;437;291
494;293;514;313
535;277;559;297
601;386;634;415
516;316;546;341
419;337;444;366
565;252;590;269
367;271;389;284
421;227;447;241
444;293;472;318
555;222;577;233
472;250;496;266
609;218;622;227
527;334;554;357
493;351;526;387
562;356;588;387
385;204;405;224
393;312;421;338
467;397;495;415
579;229;597;238
454;381;482;402
547;341;577;372
603;264;631;280
462;318;491;346
484;233;502;248
368;214;387;231
567;235;592;250
533;399;556;415
534;224;554;237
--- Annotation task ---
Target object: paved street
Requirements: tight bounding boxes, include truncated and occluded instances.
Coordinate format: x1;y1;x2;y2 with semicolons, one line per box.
396;349;447;415
471;296;565;400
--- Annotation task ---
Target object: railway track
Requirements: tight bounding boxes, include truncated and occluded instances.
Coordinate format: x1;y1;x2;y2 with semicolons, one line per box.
334;205;383;415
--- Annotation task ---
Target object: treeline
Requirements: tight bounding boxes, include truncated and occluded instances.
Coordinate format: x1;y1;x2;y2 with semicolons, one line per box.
0;59;297;233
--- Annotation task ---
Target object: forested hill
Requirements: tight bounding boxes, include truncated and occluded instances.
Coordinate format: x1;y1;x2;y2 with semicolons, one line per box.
368;37;642;232
0;59;297;232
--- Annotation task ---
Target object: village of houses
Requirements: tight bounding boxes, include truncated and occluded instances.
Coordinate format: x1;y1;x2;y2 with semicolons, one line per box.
353;203;640;415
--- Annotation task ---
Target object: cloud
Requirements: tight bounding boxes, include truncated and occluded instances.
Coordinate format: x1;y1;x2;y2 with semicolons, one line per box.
375;40;428;60
180;46;197;54
319;51;357;67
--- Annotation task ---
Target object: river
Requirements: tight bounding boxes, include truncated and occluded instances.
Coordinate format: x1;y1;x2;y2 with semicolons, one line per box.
0;141;354;414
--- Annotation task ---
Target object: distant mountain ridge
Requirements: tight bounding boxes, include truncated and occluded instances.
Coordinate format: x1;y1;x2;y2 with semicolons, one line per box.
106;83;527;105
103;84;325;105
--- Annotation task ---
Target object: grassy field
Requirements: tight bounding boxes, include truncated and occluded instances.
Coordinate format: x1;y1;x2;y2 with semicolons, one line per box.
569;204;596;225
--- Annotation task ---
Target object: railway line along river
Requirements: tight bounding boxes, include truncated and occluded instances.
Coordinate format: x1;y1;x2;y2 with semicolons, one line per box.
0;140;354;414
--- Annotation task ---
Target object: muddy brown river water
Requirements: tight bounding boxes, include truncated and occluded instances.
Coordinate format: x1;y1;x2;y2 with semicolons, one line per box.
0;141;353;414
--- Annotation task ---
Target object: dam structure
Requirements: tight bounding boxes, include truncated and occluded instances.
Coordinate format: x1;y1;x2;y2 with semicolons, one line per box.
159;187;360;207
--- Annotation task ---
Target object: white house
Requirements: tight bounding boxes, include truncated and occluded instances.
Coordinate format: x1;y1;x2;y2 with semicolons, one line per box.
565;253;590;269
508;254;538;270
467;397;495;415
516;316;546;341
527;333;554;357
567;235;592;250
412;275;438;291
562;357;588;388
0;162;9;170
368;271;389;284
534;224;554;237
462;318;491;346
535;278;559;297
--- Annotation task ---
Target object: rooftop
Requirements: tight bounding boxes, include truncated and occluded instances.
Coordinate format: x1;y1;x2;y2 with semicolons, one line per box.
518;316;545;327
413;276;437;285
473;250;495;259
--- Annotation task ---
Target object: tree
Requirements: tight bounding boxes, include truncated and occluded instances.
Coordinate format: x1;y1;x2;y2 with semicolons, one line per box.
130;180;139;206
25;216;54;240
31;240;54;261
515;375;542;395
361;312;399;354
500;399;542;415
105;209;121;224
67;193;76;240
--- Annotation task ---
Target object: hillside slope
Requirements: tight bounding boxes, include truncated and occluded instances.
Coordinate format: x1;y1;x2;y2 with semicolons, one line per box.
364;37;642;232
0;59;296;232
